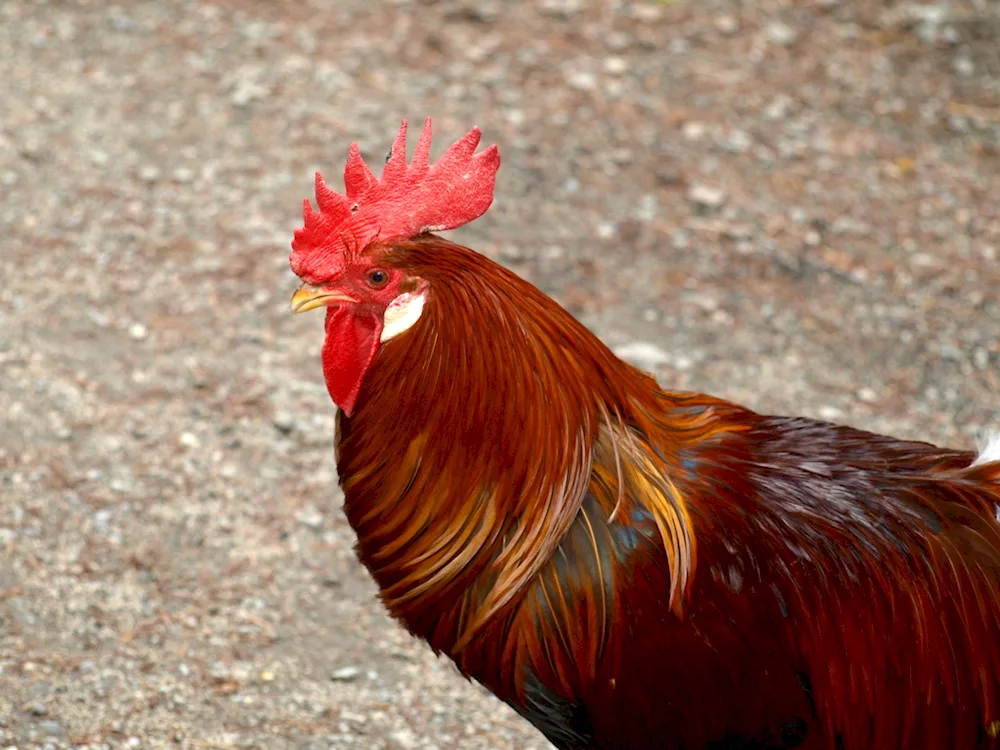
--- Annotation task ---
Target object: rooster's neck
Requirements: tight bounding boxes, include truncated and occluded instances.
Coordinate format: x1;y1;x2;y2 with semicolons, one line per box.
332;237;662;654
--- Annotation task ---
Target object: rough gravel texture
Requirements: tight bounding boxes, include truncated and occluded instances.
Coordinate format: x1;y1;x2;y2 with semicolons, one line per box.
2;0;999;748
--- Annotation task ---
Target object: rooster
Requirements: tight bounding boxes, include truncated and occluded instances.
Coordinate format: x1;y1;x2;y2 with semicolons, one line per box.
288;119;1000;750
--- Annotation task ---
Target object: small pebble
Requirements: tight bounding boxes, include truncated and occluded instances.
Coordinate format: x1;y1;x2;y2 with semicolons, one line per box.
272;411;295;435
688;184;726;210
540;0;582;18
390;728;418;749
331;666;364;682
715;15;739;34
172;166;195;183
24;702;48;717
296;505;324;529
953;57;974;77
603;56;628;75
858;388;878;403
179;432;200;448
565;70;597;91
596;220;617;240
819;406;842;420
670;229;691;249
682;121;707;141
37;720;65;739
766;21;798;45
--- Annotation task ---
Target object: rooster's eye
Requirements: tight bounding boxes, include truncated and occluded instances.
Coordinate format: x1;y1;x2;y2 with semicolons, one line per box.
368;270;388;288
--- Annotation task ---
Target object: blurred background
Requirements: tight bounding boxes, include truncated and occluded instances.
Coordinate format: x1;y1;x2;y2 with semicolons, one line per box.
1;0;999;747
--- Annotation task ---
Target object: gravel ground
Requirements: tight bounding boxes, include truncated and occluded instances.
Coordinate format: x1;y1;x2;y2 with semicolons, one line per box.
2;0;999;748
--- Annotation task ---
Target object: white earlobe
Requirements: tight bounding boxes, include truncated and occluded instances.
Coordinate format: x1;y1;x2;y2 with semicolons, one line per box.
381;292;427;342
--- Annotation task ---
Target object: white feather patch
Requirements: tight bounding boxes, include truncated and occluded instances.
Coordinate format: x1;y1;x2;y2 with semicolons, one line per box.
972;431;1000;467
380;291;426;343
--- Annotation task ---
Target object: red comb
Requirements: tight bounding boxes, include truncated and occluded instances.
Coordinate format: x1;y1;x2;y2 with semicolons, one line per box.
290;117;501;283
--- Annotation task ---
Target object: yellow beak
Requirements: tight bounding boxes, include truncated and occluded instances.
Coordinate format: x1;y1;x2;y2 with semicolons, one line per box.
291;284;358;314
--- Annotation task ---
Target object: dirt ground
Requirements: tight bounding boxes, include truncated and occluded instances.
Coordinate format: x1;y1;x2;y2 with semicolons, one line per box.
1;0;999;748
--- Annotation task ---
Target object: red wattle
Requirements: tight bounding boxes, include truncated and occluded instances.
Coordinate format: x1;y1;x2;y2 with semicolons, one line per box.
321;307;383;417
